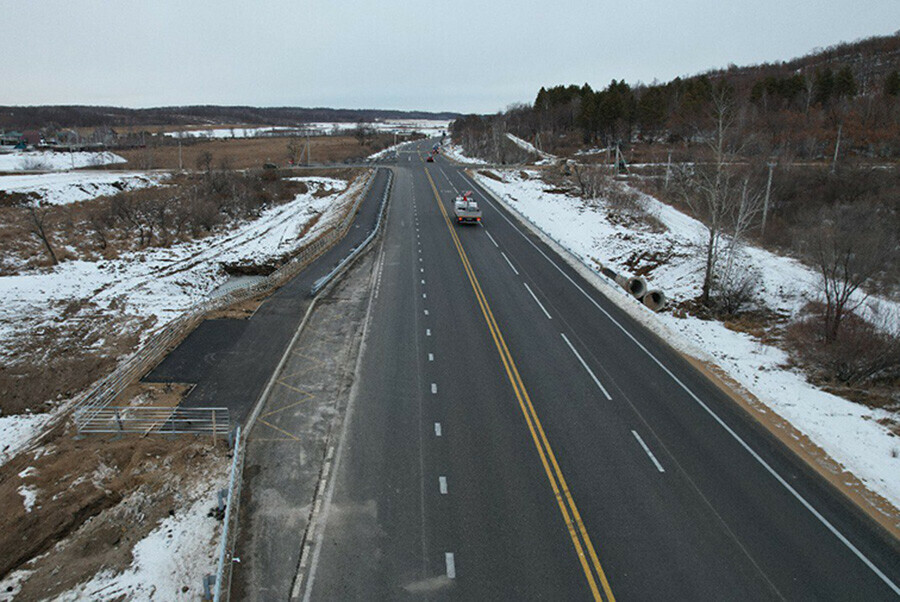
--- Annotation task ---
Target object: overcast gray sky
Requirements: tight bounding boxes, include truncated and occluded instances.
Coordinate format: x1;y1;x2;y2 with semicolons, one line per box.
3;1;898;114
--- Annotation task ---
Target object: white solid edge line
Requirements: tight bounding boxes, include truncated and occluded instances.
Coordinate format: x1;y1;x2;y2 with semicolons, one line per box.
632;430;666;473
485;230;499;247
523;281;552;320
560;333;612;400
439;476;448;494
445;552;456;579
500;251;520;275
460;171;900;596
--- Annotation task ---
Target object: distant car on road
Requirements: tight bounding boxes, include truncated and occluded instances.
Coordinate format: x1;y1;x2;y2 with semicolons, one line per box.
426;153;435;162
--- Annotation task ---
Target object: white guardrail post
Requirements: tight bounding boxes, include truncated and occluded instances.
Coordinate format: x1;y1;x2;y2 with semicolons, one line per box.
212;424;241;602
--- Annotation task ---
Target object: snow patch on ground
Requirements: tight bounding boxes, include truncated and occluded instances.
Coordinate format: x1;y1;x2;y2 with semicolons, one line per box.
442;143;488;165
52;472;226;601
0;171;168;206
0;413;53;468
0;151;126;172
18;484;37;513
473;169;900;508
505;133;557;162
0;176;359;459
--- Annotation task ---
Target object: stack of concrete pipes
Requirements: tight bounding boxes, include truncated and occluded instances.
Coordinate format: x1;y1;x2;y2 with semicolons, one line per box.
598;265;667;312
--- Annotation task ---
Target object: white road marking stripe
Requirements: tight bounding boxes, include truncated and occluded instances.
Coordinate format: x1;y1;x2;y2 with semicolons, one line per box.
523;282;552;319
632;430;665;472
424;309;429;315
420;268;424;273
423;293;427;299
560;333;612;400
485;230;499;247
439;476;448;494
445;553;456;579
421;279;425;284
428;353;434;361
461;172;900;596
426;328;431;336
501;251;519;275
431;383;437;394
434;422;442;436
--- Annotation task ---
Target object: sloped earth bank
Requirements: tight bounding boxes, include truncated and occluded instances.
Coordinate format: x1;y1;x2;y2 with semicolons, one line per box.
0;430;228;601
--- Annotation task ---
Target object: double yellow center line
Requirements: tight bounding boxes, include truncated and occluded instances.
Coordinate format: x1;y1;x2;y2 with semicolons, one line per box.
424;168;615;601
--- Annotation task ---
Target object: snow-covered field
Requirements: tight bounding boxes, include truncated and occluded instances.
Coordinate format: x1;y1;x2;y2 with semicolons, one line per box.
0;175;362;465
473;168;900;509
164;119;452;139
0;151;126;172
0;171;167;205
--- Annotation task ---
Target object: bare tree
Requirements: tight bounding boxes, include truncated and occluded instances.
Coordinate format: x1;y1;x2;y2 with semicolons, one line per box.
25;204;59;265
286;137;304;165
674;86;763;309
196;151;213;178
805;203;894;342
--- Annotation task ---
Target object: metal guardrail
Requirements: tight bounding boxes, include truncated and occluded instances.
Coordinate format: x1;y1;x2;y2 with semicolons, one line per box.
74;406;231;436
70;171;379;432
212;424;242;602
210;169;394;601
311;170;393;295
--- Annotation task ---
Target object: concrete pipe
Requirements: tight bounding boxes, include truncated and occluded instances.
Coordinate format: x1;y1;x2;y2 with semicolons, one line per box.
643;290;667;312
626;276;648;299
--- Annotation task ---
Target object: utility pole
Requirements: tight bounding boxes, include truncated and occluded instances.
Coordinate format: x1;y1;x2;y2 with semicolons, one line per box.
178;139;183;172
831;123;842;174
761;162;775;237
306;133;310;166
664;150;672;190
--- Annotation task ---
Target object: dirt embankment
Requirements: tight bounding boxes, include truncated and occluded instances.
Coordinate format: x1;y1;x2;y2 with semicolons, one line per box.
0;430;228;599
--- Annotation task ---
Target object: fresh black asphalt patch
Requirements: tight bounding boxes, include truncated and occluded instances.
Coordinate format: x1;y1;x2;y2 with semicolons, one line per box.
141;168;389;425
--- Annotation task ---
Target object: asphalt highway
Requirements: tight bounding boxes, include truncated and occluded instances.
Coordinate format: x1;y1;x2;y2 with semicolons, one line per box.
300;140;900;600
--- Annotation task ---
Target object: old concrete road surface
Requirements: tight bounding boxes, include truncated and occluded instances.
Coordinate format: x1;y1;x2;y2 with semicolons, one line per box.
293;140;900;601
230;247;378;600
144;169;390;424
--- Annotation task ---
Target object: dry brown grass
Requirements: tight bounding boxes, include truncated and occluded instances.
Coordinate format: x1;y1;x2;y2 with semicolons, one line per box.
111;134;393;170
0;432;227;599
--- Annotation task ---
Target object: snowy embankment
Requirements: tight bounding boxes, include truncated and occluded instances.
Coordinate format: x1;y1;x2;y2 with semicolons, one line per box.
0;171;167;205
505;133;557;162
472;169;900;509
0;176;359;465
0;459;228;601
0;151;126;172
441;143;489;165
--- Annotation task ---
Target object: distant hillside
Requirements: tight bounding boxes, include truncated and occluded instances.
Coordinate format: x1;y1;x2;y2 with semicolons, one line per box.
452;32;900;161
0;105;460;130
